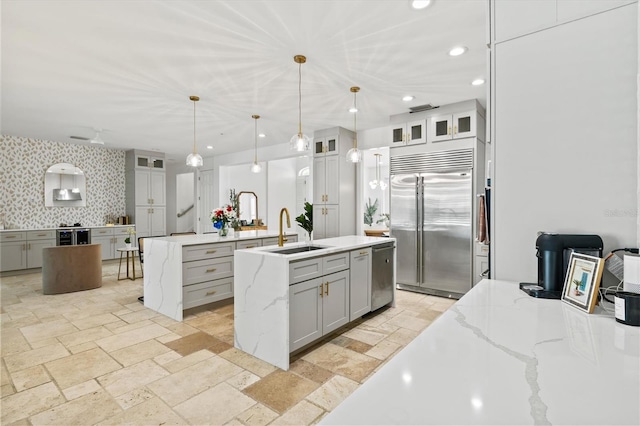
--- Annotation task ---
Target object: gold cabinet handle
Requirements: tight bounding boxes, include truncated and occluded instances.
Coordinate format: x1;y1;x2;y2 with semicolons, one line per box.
245;245;256;249
22;243;26;250
37;233;46;237
28;243;31;250
359;251;368;255
6;235;16;239
205;290;217;296
325;282;329;296
448;126;451;135
206;250;217;254
453;125;457;134
99;230;107;234
320;284;324;298
205;268;217;273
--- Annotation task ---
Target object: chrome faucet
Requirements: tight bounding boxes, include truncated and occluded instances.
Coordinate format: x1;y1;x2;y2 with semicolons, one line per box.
278;207;290;247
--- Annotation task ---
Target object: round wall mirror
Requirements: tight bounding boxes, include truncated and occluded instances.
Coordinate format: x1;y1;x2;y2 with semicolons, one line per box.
44;163;86;207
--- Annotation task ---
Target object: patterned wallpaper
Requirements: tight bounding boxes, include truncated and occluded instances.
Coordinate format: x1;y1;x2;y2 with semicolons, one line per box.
0;135;126;229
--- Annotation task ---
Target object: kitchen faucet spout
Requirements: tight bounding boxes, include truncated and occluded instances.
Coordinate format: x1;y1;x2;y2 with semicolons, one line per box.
278;208;291;247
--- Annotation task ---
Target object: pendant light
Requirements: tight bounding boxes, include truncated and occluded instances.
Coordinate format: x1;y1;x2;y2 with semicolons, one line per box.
250;114;262;173
346;86;362;163
369;153;387;190
290;55;311;151
186;95;203;167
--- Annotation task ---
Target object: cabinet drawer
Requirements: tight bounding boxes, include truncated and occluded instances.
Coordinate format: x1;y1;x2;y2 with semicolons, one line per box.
0;232;26;242
182;242;236;262
183;257;234;285
261;237;279;247
237;239;262;250
183;277;234;309
323;252;349;274
92;228;115;237
113;227;132;236
26;230;56;240
289;257;323;285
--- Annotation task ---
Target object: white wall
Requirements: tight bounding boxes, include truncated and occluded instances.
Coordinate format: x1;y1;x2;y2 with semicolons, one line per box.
267;157;299;237
491;2;638;281
219;162;268;222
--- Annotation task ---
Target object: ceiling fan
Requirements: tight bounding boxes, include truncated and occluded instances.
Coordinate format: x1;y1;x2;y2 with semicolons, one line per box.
70;129;105;145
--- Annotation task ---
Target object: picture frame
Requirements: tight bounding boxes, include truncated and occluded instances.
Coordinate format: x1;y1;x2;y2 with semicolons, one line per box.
561;252;604;313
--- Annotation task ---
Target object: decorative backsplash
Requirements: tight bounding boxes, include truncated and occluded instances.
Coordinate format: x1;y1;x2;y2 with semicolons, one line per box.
0;135;126;229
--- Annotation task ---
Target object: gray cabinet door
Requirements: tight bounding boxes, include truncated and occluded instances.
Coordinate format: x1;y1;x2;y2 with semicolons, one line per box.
349;248;371;321
322;270;350;335
290;277;323;352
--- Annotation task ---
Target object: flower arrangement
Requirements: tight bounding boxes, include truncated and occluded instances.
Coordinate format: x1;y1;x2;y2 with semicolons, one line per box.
124;227;136;244
210;204;237;230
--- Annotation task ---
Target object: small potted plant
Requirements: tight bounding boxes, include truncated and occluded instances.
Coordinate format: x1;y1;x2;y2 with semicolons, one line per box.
124;227;136;249
295;202;313;243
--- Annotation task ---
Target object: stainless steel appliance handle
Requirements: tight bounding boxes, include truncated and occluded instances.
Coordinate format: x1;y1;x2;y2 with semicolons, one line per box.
417;175;423;285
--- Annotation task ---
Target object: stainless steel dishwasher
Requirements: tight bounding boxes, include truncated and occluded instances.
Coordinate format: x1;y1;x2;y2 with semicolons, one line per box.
371;242;395;311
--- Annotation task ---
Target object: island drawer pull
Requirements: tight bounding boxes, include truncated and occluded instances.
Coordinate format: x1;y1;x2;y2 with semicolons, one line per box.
205;268;217;273
325;282;329;296
245;245;256;248
37;233;47;236
205;290;217;296
6;235;16;238
206;250;217;254
359;251;368;255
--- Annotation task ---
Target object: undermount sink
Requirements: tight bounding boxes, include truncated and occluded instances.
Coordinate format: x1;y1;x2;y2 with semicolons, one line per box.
267;245;326;255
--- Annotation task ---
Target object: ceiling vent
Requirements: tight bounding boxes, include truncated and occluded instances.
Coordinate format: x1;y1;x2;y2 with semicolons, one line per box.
409;104;439;113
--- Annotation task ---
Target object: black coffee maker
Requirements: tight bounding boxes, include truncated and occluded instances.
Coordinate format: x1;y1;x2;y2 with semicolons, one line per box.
520;233;604;299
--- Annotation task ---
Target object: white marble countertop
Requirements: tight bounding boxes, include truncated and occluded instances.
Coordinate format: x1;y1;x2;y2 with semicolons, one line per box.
146;230;297;246
0;225;133;232
237;235;394;259
322;279;640;425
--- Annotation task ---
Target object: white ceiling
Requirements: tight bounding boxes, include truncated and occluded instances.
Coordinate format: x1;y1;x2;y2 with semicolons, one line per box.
1;0;487;161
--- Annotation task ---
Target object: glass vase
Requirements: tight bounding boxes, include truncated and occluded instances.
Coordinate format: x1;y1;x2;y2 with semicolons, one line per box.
219;225;229;237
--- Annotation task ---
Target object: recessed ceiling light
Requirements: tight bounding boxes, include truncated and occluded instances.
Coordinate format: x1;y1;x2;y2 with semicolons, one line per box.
349;107;358;113
258;133;266;138
410;0;432;10
448;46;468;56
206;145;213;150
402;95;415;102
471;79;485;86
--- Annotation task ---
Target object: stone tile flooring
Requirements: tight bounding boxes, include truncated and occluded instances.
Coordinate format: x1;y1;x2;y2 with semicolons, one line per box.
1;261;455;425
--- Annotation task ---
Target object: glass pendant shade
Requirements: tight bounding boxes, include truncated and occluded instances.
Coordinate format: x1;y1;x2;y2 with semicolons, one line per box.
187;95;203;168
346;86;361;163
251;162;262;173
290;132;311;152
346;146;362;163
186;153;203;167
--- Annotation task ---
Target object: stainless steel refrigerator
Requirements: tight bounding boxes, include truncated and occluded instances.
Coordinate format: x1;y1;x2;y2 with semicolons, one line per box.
390;149;473;298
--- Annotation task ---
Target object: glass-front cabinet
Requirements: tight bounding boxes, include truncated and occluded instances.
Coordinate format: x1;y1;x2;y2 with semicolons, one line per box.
390;119;425;146
429;111;477;142
314;135;339;156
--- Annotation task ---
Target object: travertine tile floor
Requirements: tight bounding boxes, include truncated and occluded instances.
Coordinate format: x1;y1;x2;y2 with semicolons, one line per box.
1;261;455;425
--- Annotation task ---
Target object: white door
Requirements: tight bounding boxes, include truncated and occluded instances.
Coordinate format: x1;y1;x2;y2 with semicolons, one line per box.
90;235;113;260
453;111;476;139
135;207;151;237
405;119;426;145
429;114;453;142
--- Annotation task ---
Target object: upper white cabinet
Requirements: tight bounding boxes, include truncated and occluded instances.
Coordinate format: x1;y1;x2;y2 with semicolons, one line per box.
313;135;339;156
390;119;426;146
312;127;356;239
135;153;165;170
134;170;166;206
126;150;166;238
429;111;478;142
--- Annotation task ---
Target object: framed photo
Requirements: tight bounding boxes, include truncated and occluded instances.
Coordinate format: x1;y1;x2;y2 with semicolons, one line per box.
561;252;604;313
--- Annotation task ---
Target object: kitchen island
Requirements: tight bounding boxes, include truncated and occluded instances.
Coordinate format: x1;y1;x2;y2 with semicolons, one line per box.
234;235;395;371
321;279;640;425
143;230;297;321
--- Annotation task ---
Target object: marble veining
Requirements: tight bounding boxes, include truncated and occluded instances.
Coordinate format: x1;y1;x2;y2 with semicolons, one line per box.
451;305;550;425
322;279;640;425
